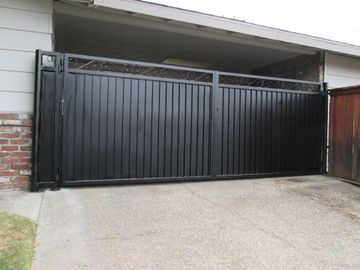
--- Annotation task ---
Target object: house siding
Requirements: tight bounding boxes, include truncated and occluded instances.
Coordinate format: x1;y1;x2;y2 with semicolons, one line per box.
325;53;360;89
0;0;53;113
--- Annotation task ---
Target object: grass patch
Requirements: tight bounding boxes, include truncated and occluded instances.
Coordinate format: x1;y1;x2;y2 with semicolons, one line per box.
0;213;36;270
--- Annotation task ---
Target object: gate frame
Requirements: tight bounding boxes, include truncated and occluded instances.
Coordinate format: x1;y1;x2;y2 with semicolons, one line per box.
32;50;327;191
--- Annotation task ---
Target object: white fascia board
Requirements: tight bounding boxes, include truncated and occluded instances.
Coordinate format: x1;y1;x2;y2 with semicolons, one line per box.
94;0;360;58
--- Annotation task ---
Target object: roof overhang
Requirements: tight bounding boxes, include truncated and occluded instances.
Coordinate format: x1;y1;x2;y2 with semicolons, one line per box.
54;1;317;72
91;0;360;58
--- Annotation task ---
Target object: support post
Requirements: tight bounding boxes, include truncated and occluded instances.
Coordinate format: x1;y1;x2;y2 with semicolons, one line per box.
321;82;329;174
211;72;221;178
31;50;42;192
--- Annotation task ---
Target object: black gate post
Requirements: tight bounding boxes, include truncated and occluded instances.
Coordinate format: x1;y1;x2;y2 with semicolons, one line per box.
321;82;329;174
31;50;42;191
211;71;221;178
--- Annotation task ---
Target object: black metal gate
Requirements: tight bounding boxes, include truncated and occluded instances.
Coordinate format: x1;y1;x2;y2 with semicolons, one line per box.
32;51;327;190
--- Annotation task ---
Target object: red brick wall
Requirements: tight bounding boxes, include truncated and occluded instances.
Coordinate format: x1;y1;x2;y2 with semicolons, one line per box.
0;113;32;190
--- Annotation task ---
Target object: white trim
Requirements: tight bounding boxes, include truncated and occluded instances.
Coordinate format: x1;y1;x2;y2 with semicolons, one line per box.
93;0;360;58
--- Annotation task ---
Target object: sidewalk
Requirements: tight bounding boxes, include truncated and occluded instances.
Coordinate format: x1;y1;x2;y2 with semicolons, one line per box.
0;190;44;222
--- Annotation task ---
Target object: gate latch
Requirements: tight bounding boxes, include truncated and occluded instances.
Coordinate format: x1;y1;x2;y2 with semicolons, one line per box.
61;96;64;115
58;58;64;72
51;167;61;191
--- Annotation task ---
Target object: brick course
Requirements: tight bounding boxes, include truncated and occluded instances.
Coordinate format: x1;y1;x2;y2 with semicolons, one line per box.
0;113;32;190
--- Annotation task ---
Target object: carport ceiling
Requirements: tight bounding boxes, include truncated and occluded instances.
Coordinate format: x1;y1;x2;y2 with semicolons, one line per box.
55;13;305;72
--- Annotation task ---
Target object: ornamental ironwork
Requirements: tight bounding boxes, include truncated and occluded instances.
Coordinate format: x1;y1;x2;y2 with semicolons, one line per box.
68;57;213;83
41;54;56;68
65;56;321;92
219;74;321;92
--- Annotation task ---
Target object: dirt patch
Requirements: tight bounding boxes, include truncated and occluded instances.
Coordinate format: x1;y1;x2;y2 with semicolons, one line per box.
346;212;360;223
286;184;360;225
285;178;310;183
350;194;360;203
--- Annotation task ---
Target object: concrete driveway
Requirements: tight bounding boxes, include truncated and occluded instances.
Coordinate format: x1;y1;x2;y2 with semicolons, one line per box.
32;175;360;269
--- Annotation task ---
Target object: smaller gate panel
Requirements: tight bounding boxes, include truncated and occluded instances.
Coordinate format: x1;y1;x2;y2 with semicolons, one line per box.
33;51;64;189
62;72;213;183
217;86;322;176
38;71;57;182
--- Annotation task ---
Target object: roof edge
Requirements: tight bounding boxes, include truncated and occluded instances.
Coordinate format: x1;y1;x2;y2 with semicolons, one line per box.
93;0;360;58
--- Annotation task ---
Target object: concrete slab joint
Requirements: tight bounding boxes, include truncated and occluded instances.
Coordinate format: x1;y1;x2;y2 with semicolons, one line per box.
0;113;33;190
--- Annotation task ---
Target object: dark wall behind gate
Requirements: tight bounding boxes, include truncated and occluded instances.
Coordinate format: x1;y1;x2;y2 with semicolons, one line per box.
32;51;326;190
